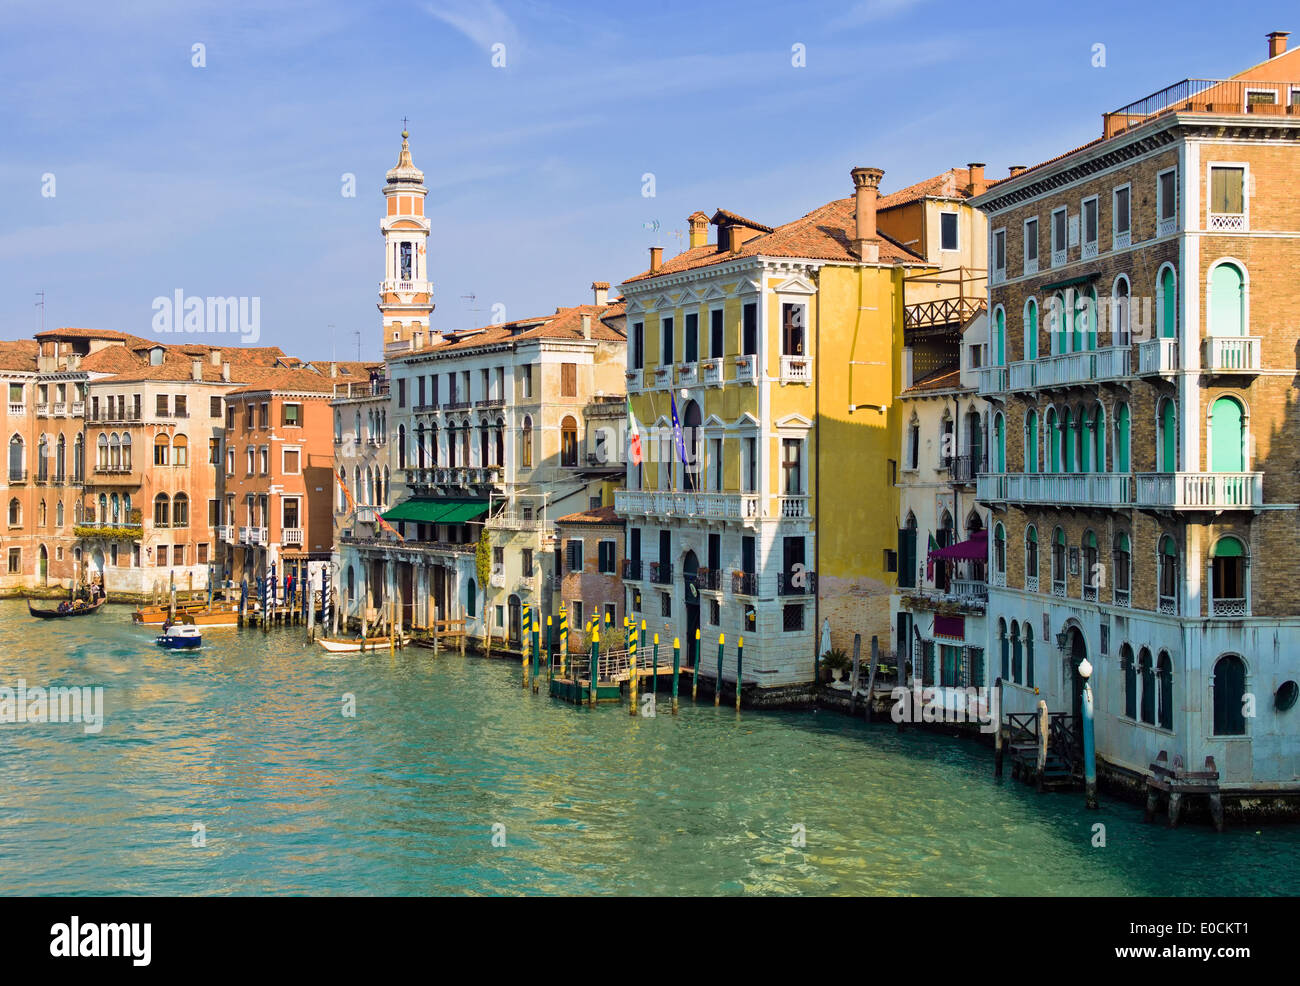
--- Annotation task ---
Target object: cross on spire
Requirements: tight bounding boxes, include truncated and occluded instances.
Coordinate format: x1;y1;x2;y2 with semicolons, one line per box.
401;116;409;137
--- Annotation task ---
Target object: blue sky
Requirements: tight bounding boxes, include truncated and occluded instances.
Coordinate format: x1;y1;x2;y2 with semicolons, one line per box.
1;0;1295;359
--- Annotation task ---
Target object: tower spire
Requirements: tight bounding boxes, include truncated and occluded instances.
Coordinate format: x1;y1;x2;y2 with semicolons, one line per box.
379;127;433;352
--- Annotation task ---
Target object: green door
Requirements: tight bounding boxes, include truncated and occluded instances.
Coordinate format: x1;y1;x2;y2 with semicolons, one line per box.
996;309;1006;366
995;415;1005;472
1210;264;1244;336
1160;400;1177;471
1026;301;1038;361
1026;411;1038;472
1116;404;1130;472
1211;397;1243;471
1048;410;1060;472
1160;269;1177;338
1062;410;1074;473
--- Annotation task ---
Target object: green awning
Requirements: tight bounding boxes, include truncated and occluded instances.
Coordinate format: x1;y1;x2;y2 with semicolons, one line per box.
381;498;488;524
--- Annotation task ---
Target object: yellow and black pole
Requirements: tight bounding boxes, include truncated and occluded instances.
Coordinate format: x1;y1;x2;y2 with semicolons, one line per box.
715;632;725;707
670;635;679;714
646;620;656;695
691;628;701;701
522;603;531;689
544;616;553;688
736;636;744;712
531;619;541;694
629;645;638;717
559;607;568;680
589;624;600;707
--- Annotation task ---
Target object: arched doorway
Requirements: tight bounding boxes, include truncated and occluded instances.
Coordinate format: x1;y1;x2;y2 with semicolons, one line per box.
508;594;521;647
91;547;105;576
682;550;700;651
1067;625;1086;722
38;544;48;586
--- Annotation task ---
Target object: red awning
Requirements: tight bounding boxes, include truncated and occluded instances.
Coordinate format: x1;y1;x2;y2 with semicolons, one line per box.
928;529;988;562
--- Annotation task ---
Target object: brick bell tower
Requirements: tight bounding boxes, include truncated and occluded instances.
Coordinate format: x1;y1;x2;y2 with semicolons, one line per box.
379;125;434;351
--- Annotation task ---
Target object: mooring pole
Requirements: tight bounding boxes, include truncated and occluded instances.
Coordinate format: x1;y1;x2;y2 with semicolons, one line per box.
522;604;531;689
589;626;600;707
994;677;1005;778
849;634;862;715
735;636;744;713
532;625;540;694
691;628;701;702
670;636;679;714
629;649;638;717
545;617;553;687
1036;699;1049;792
650;621;658;695
559;607;568;681
1080;659;1098;809
715;633;724;707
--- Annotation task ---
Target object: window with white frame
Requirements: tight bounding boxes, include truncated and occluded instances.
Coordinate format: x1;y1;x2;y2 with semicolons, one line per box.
940;212;959;251
1208;164;1247;231
992;228;1006;280
1156;168;1178;234
1051;208;1067;266
1112;184;1131;248
1081;196;1099;257
1023;217;1038;274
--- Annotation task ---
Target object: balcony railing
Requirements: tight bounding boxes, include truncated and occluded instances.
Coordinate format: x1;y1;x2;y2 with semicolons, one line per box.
1025;575;1039;593
699;568;721;591
1112;587;1129;607
1202;336;1260;375
621;559;643;581
648;561;673;585
1207;212;1248;232
776;570;816;595
1008;346;1131;391
625;369;645;394
949;453;985;484
701;359;723;386
1211;597;1247;617
35;402;49;416
949;578;988;603
676;362;697;384
977;365;1007;396
780;355;811;385
1134;472;1263;510
7;402;24;416
778;495;809;518
1158;594;1177;615
1104;78;1300;138
734;354;757;383
732;571;758;596
8;469;26;483
282;528;303;547
1135;338;1178;376
978;472;1133;507
615;488;760;521
216;525;234;541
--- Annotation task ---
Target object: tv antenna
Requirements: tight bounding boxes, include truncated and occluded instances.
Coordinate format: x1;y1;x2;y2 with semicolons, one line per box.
35;291;45;332
353;330;362;361
460;293;481;314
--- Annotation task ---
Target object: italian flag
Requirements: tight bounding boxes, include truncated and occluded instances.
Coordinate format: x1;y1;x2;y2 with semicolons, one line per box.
627;398;643;466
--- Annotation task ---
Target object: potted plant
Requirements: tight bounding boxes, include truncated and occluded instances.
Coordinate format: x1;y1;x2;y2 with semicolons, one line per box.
821;648;850;683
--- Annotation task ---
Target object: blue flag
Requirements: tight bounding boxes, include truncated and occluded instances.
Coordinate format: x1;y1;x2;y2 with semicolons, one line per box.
670;392;687;470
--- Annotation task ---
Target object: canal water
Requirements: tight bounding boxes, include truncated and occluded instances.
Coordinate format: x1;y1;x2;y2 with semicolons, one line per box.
0;600;1295;896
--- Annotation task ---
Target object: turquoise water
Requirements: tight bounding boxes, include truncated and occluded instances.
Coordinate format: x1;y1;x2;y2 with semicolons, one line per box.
0;599;1295;896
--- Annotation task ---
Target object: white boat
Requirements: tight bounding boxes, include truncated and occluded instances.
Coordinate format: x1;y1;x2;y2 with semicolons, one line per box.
316;635;403;654
157;624;203;649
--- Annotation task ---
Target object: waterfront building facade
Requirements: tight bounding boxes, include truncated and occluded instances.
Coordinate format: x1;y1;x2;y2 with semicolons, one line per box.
616;169;943;690
971;32;1300;792
554;504;625;634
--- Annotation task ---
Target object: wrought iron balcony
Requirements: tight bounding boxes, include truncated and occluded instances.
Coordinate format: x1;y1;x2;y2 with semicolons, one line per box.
777;570;816;595
648;561;673;585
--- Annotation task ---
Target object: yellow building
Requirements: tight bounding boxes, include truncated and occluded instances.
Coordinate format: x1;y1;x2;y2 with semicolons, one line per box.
615;166;963;692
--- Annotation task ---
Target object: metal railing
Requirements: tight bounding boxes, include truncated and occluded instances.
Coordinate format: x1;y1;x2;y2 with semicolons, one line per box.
1104;79;1300;137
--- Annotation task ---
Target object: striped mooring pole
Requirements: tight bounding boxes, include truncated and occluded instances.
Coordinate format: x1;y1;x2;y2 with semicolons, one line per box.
736;636;744;712
670;636;679;715
521;603;531;689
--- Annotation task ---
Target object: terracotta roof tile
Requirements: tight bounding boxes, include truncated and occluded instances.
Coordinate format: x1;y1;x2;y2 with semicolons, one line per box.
556;504;623;525
0;340;38;372
624;197;924;284
400;302;625;359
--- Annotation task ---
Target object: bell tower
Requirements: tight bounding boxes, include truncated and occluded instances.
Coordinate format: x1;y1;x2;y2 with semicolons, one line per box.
379;125;434;351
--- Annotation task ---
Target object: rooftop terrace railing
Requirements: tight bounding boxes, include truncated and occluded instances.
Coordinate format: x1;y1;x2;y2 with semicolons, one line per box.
1103;79;1300;137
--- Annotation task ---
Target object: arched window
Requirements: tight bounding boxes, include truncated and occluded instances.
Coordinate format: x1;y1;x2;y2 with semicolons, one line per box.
1082;530;1098;599
479;421;489;467
495;417;505;468
8;435;23;480
1092;402;1105;473
56;500;63;527
1158;266;1177;338
37;499;46;527
998;618;1009;681
337;467;346;512
109;433;121;469
1079;407;1092;473
561;416;578;468
1115;403;1130;473
1010;623;1022;684
1085;287;1099;350
1213;654;1246;735
73;434;84;481
7;497;19;525
1156;651;1174;731
1121;644;1137;718
1069;288;1084;352
1046;407;1060;472
110;493;120;522
37;435;49;481
429;423;438;467
993;523;1006;579
1157;398;1177;471
398;425;407;469
1211;536;1246;616
1051;527;1066;593
1024;409;1038;473
172;434;188;467
994;306;1006;366
154;493;170;528
467;577;478;618
1112;275;1131;346
1024;298;1039;361
1022;622;1035;689
98;493;107;522
1209;395;1245;472
56;434;66;481
383;466;390;507
1113;532;1131;605
416;424;426;469
173;492;189;528
521;416;533;469
1208;262;1245;337
1158;535;1178;613
1025;526;1038;590
1050;291;1067;354
1139;648;1156;724
334;412;342;443
153;433;169;466
346;565;355;596
121;433;132;470
1061;407;1073;473
992;412;1005;472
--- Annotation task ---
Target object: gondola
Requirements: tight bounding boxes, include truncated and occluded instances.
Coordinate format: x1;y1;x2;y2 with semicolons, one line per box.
27;596;107;619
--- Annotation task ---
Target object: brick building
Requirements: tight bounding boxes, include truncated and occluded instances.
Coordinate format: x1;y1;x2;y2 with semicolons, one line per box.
971;31;1300;794
555;504;625;631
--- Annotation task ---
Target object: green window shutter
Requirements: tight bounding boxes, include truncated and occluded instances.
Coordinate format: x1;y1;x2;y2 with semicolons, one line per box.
1210;264;1244;337
1211;397;1243;472
1161;270;1176;338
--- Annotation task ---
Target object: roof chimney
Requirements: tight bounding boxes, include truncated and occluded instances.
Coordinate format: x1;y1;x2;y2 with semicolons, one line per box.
1008;165;1026;177
649;246;663;273
967;162;987;196
581;314;592;339
688;211;709;249
591;281;609;306
1268;31;1289;58
221;361;230;382
191;358;203;381
330;361;338;378
850;166;885;263
209;347;222;366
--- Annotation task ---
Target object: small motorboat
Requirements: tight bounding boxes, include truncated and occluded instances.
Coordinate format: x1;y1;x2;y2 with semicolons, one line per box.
28;596;106;619
316;635;403;654
156;624;202;649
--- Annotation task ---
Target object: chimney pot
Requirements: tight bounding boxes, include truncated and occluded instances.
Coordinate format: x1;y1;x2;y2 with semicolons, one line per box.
850;166;885;263
1008;165;1027;177
581;314;592;339
591;281;609;306
1268;30;1289;58
191;358;203;381
330;362;338;378
967;162;987;196
209;348;222;366
649;246;663;273
221;361;230;382
687;211;710;249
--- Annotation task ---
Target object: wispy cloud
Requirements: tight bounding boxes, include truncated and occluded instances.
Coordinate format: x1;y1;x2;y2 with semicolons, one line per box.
423;0;518;52
831;0;929;29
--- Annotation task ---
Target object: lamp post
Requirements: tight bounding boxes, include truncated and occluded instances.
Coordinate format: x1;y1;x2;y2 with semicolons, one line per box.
1079;656;1098;809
